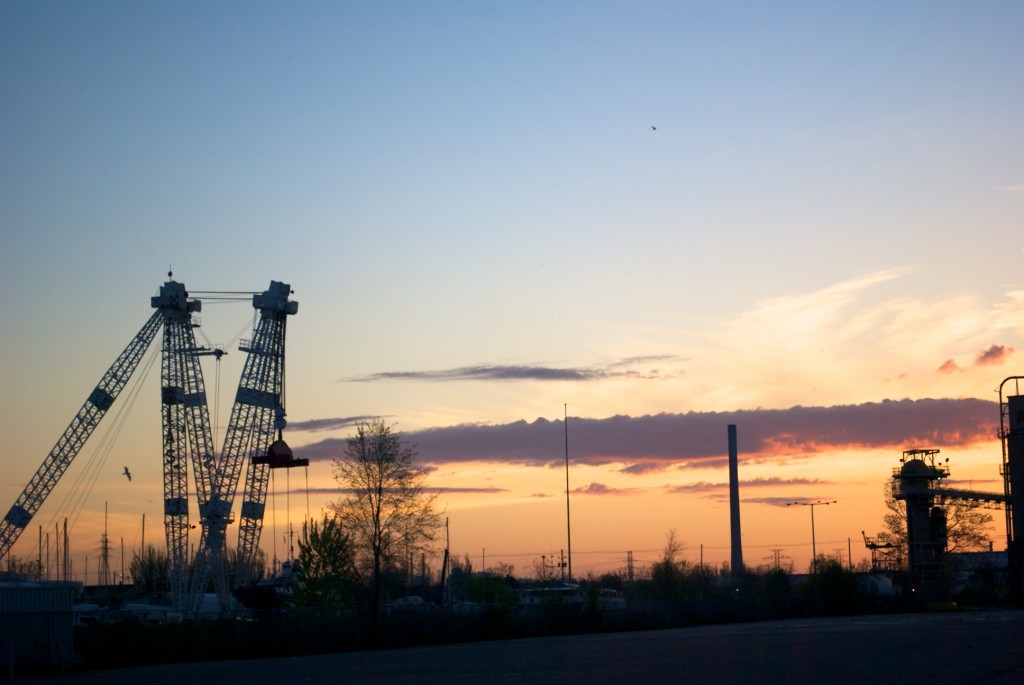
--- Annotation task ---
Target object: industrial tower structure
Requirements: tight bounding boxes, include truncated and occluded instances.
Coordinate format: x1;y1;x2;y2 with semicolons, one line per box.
0;275;304;615
892;377;1024;602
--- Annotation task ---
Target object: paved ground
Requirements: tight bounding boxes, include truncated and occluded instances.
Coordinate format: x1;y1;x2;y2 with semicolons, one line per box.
22;610;1024;684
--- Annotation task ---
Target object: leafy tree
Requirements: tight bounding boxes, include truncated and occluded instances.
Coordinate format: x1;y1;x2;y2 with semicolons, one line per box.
455;560;517;606
759;568;792;599
292;514;360;606
330;420;441;617
801;557;859;615
129;545;168;594
447;553;474;600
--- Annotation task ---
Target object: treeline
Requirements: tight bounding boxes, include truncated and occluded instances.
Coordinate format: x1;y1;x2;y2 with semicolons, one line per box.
71;556;919;671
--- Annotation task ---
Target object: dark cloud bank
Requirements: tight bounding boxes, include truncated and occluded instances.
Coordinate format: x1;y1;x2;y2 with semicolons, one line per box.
296;398;999;471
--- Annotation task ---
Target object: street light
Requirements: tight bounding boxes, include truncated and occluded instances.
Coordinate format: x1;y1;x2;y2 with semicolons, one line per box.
787;500;836;570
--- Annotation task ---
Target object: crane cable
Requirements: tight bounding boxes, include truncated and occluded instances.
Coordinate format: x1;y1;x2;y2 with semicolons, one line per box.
271;467;277;575
304;465;311;546
29;340;160;564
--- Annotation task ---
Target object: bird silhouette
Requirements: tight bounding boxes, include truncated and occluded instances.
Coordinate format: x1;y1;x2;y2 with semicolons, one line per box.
123;466;132;482
651;125;657;131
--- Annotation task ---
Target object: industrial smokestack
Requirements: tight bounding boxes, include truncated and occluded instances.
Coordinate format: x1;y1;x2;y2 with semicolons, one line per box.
728;424;744;577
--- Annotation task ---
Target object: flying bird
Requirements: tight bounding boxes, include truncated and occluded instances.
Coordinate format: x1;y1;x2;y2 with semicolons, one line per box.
123;466;132;482
651;125;657;131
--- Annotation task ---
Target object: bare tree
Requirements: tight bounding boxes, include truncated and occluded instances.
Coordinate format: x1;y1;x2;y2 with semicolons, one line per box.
875;481;994;565
532;555;558;582
660;527;684;565
5;555;42;579
331;420;441;617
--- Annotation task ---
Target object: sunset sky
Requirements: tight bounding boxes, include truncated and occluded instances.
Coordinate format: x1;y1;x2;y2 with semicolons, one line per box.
1;2;1022;581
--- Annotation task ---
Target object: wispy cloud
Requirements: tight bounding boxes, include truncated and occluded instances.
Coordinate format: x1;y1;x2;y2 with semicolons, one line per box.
745;476;830;487
344;355;681;383
665;481;725;495
268;485;507;497
572;482;641;496
686;268;1022;413
287;415;383;432
665;477;826;495
619;461;672;475
294;397;998;469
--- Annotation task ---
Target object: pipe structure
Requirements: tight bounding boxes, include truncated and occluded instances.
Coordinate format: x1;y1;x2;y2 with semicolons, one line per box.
1005;389;1024;604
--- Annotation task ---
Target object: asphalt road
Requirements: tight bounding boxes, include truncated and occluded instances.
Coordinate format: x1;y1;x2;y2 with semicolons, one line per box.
22;610;1024;685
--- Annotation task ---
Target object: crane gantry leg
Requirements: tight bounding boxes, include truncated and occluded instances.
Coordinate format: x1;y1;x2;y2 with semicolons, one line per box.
187;281;298;615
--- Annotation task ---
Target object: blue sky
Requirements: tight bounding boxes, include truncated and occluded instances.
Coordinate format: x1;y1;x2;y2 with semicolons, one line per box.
1;2;1022;574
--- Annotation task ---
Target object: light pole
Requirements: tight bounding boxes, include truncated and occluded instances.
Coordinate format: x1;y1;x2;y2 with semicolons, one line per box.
564;404;572;582
787;500;836;570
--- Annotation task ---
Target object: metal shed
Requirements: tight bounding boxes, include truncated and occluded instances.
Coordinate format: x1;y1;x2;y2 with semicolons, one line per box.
0;578;76;675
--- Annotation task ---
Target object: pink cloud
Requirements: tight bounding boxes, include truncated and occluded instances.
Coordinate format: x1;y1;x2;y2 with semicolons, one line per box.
937;359;962;374
974;344;1014;367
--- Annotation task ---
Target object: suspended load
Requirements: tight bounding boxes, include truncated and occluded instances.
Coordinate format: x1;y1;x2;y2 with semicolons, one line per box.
253;432;308;469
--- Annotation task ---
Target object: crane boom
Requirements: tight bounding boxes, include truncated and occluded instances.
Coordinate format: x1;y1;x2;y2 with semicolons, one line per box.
0;310;163;560
235;295;294;586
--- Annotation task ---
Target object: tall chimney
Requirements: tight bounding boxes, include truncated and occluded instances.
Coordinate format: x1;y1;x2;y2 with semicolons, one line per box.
728;424;744;577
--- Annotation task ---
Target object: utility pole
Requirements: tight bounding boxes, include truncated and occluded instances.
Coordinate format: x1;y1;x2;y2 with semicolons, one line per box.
564;404;572;582
765;548;790;572
99;501;110;586
63;518;69;582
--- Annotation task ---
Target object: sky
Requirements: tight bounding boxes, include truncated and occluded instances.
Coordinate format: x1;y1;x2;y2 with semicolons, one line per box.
1;1;1022;581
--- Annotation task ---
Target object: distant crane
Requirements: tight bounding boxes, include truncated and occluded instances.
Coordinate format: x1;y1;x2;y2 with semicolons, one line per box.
861;530;900;572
